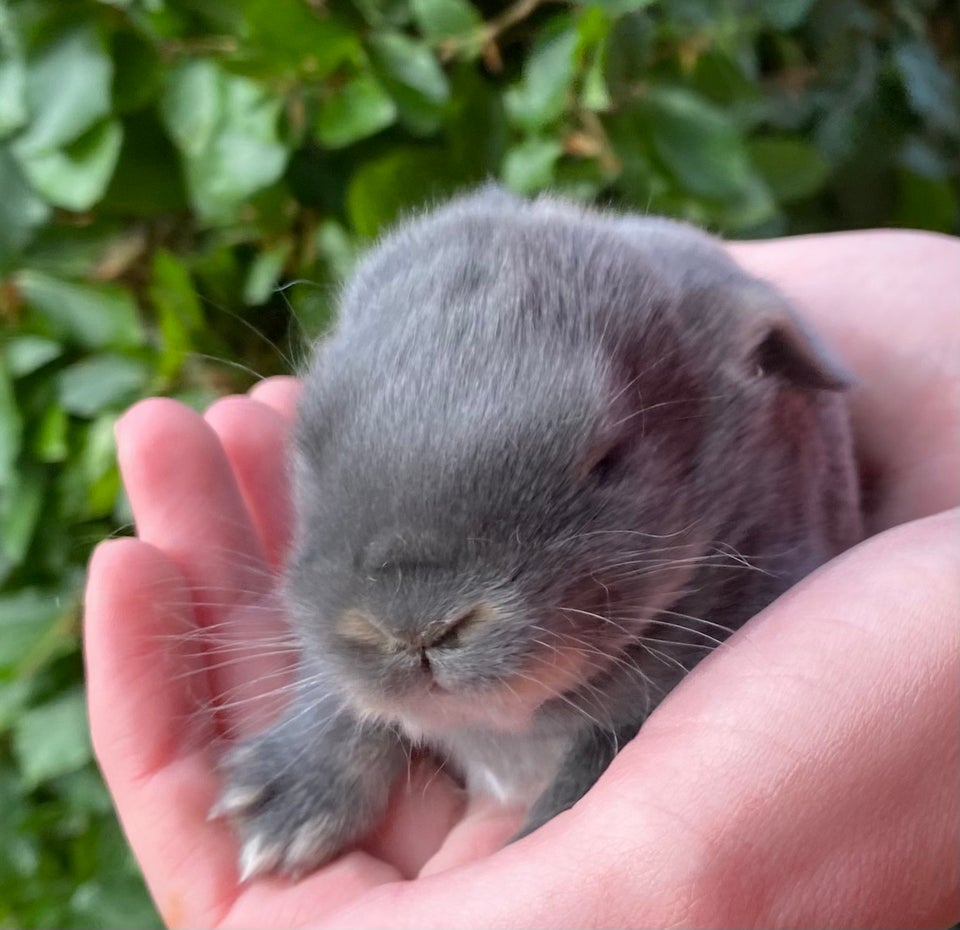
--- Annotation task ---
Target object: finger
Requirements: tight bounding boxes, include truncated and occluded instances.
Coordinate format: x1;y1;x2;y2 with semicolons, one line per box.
599;508;960;928
417;794;522;877
728;232;960;530
86;538;212;777
84;538;241;929
217;853;402;930
249;376;302;421
362;757;466;879
85;539;399;930
116;397;269;604
116;397;288;737
204;396;293;570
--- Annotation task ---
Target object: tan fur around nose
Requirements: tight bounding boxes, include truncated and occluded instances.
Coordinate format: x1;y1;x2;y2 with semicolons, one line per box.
336;604;497;652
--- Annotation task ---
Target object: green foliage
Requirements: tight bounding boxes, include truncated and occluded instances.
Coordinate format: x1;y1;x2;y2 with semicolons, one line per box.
0;0;956;925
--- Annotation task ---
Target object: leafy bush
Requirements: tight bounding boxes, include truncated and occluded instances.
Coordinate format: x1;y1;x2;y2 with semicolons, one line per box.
0;0;957;925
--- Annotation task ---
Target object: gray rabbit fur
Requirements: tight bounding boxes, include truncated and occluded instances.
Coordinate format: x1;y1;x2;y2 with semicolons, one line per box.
214;186;861;880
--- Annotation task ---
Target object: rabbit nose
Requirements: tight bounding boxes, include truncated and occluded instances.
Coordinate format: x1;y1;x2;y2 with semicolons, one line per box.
337;604;494;652
402;604;489;651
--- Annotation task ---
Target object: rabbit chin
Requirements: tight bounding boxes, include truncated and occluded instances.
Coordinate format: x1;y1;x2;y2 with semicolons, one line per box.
344;643;593;740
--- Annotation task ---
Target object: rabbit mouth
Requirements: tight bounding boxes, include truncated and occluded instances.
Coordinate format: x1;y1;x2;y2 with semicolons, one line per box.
342;638;594;738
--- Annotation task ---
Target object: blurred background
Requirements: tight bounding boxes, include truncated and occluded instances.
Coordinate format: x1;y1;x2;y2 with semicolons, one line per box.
0;0;957;925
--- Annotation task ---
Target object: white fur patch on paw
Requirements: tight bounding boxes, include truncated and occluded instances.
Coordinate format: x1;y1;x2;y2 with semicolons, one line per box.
208;785;263;821
239;835;284;883
282;818;337;874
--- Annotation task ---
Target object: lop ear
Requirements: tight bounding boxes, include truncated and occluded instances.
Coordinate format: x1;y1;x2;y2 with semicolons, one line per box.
737;280;854;391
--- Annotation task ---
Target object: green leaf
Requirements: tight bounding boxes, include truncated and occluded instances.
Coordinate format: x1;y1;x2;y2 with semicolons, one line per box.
353;0;414;28
444;66;509;180
899;136;954;181
100;111;189;216
718;174;777;231
501;138;564;194
69;872;164;930
3;335;63;377
110;30;162;113
16;118;123;211
0;354;22;491
657;0;717;26
577;4;611;45
760;0;815;30
896;170;958;234
315;220;360;281
61;427;112;522
242;239;292;305
234;0;358;78
13;689;92;787
12;25;112;156
52;767;114;817
13;220;127;278
0;145;51;265
749;137;828;202
57;355;150;417
0;587;69;668
315;72;397;149
581;48;612;112
0;679;32;734
603;10;655;98
0;55;27;138
552;156;606;201
158;59;220;158
0;465;44;574
605;108;665;205
72;888;163;930
647;87;754;200
347;147;454;237
587;0;656;12
893;40;959;138
17;271;144;349
368;31;450;134
81;414;122;516
149;249;204;380
504;22;579;132
410;0;482;41
190;243;243;312
33;402;68;463
691;50;762;110
160;60;289;220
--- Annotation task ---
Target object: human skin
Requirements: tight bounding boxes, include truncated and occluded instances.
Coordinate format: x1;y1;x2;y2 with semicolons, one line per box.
84;230;960;929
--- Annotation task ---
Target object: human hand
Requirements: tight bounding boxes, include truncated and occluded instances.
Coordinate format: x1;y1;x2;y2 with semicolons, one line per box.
85;230;960;929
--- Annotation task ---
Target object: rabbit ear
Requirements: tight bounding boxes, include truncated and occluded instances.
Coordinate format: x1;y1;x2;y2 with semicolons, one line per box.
737;280;854;391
